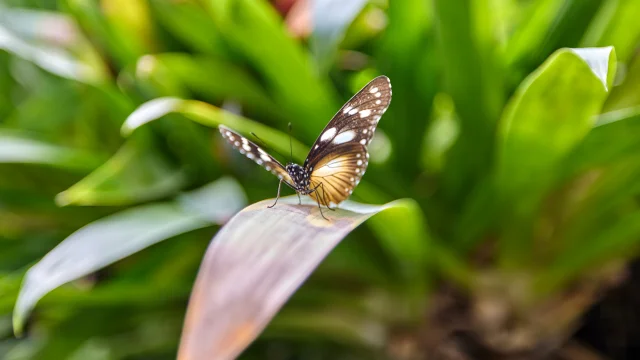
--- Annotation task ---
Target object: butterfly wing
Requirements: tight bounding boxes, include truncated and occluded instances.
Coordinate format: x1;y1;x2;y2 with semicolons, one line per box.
305;76;392;207
219;125;294;187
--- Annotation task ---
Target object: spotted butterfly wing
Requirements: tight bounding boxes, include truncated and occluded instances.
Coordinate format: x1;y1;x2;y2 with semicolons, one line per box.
305;75;391;207
218;125;294;187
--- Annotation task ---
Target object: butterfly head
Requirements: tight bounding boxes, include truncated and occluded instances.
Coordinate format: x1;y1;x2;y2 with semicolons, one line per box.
285;163;310;192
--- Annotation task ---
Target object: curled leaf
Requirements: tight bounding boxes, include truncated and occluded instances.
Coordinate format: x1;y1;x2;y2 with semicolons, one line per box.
121;97;309;163
13;178;246;336
178;196;411;360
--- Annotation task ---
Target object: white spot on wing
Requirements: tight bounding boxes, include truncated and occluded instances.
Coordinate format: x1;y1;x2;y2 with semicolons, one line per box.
360;139;366;145
375;100;381;105
369;87;379;94
343;105;352;114
357;160;363;165
320;127;337;142
333;131;356;144
359;109;371;118
242;144;251;151
260;154;270;162
363;129;368;134
348;108;358;115
375;92;381;98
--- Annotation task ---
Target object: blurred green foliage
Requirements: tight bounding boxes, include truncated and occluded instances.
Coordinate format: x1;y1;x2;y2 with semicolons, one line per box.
1;0;640;359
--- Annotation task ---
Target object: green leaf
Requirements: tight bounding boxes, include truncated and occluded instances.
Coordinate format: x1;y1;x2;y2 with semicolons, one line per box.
497;47;615;197
135;54;281;122
434;0;504;205
365;199;431;281
0;130;103;171
62;0;145;68
581;0;640;64
149;0;225;55
496;46;616;264
55;139;186;206
310;0;368;74
121;97;310;164
376;0;436;172
13;177;246;336
504;0;565;68
178;196;411;360
604;53;640;111
537;209;640;295
200;0;338;143
562;106;640;177
0;19;106;84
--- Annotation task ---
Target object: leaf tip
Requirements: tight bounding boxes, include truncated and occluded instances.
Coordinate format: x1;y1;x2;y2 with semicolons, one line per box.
54;191;73;207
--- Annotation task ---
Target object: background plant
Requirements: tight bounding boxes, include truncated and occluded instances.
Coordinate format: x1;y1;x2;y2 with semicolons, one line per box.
1;0;640;359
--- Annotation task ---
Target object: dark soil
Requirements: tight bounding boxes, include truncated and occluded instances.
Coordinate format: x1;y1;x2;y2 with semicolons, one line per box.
577;260;640;360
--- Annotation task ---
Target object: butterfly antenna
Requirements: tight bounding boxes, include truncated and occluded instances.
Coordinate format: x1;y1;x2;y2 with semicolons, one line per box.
250;132;288;161
288;122;293;163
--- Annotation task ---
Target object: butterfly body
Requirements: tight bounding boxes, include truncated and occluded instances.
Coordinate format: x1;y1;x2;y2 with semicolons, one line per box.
219;76;391;219
285;163;313;194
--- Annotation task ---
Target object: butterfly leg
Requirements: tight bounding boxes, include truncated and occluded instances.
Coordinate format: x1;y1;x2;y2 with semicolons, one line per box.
309;183;329;220
318;182;336;211
268;179;283;208
297;192;302;205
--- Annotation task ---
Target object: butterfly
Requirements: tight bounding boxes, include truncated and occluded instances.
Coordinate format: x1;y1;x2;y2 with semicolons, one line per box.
219;75;391;219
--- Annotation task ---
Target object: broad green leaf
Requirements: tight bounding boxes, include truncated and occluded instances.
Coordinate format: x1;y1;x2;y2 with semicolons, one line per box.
55;139;186;206
0;131;103;171
121;97;309;163
310;0;368;74
13;177;246;336
178;196;412;360
497;47;615;197
497;47;615;263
